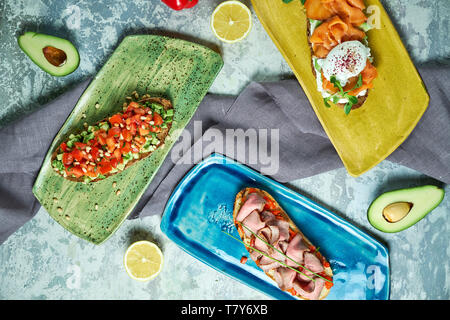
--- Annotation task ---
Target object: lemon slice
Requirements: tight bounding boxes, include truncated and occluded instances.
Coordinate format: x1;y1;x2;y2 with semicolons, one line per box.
124;240;163;281
211;1;252;43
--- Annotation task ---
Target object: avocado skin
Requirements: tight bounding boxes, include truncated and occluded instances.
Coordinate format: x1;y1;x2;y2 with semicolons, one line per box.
367;185;445;233
18;32;80;77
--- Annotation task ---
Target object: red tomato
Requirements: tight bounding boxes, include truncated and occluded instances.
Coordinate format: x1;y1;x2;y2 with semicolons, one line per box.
71;149;84;162
110;158;118;169
62;153;73;166
149;126;161;133
67;166;84;178
134;136;146;145
99;163;112;175
121;129;133;142
90;146;100;160
120;142;131;154
108;127;121;138
139;125;150;136
153;112;163;126
126;101;141;112
106;137;116;152
129;123;137;135
113;149;122;161
133;108;146;115
74;142;87;150
109;114;123;126
60;142;68;152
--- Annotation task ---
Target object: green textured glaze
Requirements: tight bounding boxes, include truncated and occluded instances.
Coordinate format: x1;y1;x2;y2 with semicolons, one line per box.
32;35;223;245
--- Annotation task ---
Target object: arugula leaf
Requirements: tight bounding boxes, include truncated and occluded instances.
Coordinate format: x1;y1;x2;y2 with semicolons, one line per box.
323;97;331;108
344;103;352;115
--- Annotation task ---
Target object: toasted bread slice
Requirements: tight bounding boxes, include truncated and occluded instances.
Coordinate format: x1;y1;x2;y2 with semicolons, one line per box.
233;187;333;300
52;96;173;182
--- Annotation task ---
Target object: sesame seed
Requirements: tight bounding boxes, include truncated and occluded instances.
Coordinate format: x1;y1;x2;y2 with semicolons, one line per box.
88;155;92;159
149;121;154;125
116;189;121;195
105;152;111;157
123;102;128;108
126;125;131;130
119;123;124;128
95;103;100;109
53;197;58;203
86;146;91;152
82;113;86;118
82;168;87;173
147;110;152;115
134;93;139;99
57;207;63;213
114;123;119;127
95;204;99;210
126;96;132;100
112;182;117;188
83;122;88;127
140;116;146;121
65;215;70;220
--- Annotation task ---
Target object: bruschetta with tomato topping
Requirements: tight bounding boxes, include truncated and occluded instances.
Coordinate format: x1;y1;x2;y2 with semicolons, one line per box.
233;187;333;300
51;96;173;182
304;0;378;114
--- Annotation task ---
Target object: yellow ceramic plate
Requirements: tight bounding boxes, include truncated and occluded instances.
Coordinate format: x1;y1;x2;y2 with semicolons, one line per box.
251;0;429;176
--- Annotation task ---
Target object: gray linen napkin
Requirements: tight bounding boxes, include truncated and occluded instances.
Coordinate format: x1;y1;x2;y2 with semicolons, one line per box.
0;63;448;243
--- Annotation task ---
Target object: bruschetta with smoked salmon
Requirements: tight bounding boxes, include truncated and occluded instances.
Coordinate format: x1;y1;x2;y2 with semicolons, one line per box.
304;0;378;114
233;187;334;300
51;95;174;182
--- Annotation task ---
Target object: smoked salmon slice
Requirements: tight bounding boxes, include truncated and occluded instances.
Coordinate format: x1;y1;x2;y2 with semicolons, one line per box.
321;60;377;96
305;0;367;26
310;15;366;58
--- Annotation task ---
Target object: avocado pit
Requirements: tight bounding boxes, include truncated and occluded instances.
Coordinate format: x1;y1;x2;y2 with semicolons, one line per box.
43;46;67;67
382;202;413;223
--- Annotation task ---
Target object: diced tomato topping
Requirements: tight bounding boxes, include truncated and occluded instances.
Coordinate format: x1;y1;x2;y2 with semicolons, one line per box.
121;129;133;142
60;142;68;152
71;149;84;162
113;149;122;160
110;157;119;169
149;126;161;133
109;114;123;126
133;108;146;115
126;101;141;112
98;163;112;175
108;127;121;138
153;112;163;126
62;153;73;166
120;141;131;154
129;123;137;135
139;125;150;136
90;146;100;160
263;197;276;210
106;137;116;152
66;166;84;178
134;135;146;145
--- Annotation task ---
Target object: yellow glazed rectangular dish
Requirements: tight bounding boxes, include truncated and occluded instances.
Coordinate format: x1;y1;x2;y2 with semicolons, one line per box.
251;0;429;176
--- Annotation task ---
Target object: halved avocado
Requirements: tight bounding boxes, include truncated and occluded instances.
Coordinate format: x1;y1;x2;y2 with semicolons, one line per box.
18;32;80;76
368;185;445;233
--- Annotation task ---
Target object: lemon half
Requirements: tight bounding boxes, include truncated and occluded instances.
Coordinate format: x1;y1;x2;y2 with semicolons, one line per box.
211;1;252;43
124;240;163;282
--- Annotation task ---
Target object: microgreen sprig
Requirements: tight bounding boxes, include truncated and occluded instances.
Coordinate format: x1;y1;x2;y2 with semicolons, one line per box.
323;74;363;115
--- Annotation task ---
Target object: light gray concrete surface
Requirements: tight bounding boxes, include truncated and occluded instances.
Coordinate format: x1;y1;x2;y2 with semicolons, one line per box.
0;0;448;299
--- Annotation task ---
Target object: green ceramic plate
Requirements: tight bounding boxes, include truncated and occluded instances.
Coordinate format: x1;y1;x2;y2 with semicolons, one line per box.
32;35;223;244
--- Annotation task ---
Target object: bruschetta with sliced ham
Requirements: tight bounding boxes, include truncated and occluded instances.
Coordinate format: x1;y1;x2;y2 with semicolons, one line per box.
233;187;333;300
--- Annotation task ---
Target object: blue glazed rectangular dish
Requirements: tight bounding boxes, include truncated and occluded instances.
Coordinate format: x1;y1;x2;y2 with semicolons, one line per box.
160;154;390;300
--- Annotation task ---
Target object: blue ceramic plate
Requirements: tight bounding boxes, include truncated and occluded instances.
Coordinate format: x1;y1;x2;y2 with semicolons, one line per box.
160;154;390;300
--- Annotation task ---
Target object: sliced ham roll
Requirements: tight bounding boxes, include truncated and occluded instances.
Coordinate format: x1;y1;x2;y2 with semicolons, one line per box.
233;188;333;300
236;193;266;222
293;278;325;301
285;234;309;267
